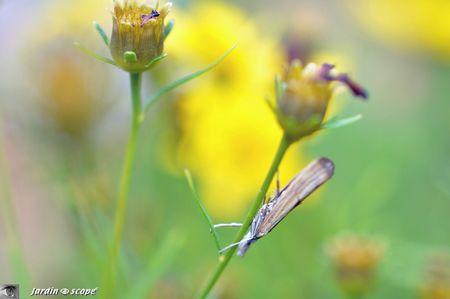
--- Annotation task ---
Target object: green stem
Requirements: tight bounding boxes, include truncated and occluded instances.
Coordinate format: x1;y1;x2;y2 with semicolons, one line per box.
196;133;292;299
101;73;142;299
185;170;222;251
0;121;31;291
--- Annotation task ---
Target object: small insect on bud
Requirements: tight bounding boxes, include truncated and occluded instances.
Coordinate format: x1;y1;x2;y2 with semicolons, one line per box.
326;234;386;298
110;0;172;72
275;59;368;141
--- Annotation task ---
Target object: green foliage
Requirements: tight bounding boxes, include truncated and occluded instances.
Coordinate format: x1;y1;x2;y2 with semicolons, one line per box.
185;170;223;253
74;42;117;66
144;43;237;113
93;21;110;46
322;114;363;130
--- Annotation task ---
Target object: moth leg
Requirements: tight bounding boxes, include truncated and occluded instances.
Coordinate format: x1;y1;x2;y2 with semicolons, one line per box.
213;223;243;229
219;237;254;254
218;241;242;254
210;223;242;234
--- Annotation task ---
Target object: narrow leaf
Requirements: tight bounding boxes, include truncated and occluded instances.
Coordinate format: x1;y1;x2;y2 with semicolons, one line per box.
144;43;237;113
127;231;185;299
144;53;168;69
93;21;109;46
163;19;175;41
321;114;362;130
264;95;277;115
184;169;222;252
74;42;117;67
275;74;285;101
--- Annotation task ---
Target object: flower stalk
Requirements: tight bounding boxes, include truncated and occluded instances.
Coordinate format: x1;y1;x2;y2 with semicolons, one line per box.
101;73;142;299
75;2;235;296
196;59;367;298
196;133;292;299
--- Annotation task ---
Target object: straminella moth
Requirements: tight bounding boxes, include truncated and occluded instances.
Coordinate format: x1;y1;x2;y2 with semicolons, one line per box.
220;157;335;256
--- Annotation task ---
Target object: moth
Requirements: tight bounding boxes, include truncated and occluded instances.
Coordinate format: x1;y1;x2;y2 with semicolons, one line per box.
219;157;335;256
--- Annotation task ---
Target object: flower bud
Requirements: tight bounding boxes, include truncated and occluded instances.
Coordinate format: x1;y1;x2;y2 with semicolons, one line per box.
326;234;386;298
110;0;171;72
421;253;450;299
275;59;367;141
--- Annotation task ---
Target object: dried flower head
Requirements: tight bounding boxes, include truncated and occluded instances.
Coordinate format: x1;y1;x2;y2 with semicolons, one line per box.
326;233;386;297
110;0;171;72
421;252;450;299
275;59;367;141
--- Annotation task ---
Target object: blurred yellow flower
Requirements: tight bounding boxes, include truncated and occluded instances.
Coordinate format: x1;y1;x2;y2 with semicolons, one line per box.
421;252;450;299
326;233;386;297
164;2;303;217
347;0;450;60
38;0;110;43
29;0;112;138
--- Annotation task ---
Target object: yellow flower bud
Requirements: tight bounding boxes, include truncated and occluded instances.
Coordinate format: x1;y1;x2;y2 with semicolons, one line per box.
326;234;386;298
110;0;171;72
276;59;367;141
421;253;450;299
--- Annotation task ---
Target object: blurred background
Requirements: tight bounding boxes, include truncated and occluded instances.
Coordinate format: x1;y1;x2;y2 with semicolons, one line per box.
0;0;449;298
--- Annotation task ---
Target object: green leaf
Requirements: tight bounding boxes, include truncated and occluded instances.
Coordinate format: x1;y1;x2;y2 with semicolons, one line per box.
321;114;363;130
123;51;138;64
74;42;117;67
264;95;277;115
275;74;285;101
93;21;109;46
184;169;222;252
144;53;168;69
144;43;237;113
127;231;185;299
163;19;175;41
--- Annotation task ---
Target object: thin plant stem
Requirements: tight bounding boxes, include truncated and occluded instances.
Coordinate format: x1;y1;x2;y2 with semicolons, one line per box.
185;169;222;251
0;120;30;291
196;133;292;299
101;73;142;299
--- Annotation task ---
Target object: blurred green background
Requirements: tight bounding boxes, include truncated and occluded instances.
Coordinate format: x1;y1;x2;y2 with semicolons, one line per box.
0;0;449;298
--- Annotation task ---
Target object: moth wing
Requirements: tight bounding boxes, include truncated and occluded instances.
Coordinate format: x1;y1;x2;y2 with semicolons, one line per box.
256;157;334;236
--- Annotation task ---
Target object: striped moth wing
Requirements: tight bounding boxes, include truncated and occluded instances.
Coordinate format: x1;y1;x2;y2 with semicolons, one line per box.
255;157;335;238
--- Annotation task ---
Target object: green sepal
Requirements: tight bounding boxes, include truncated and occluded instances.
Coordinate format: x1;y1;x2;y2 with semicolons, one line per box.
264;95;277;115
144;53;168;70
74;42;117;67
278;113;322;141
93;21;109;46
163;20;175;41
123;51;138;64
321;114;362;130
275;74;286;102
